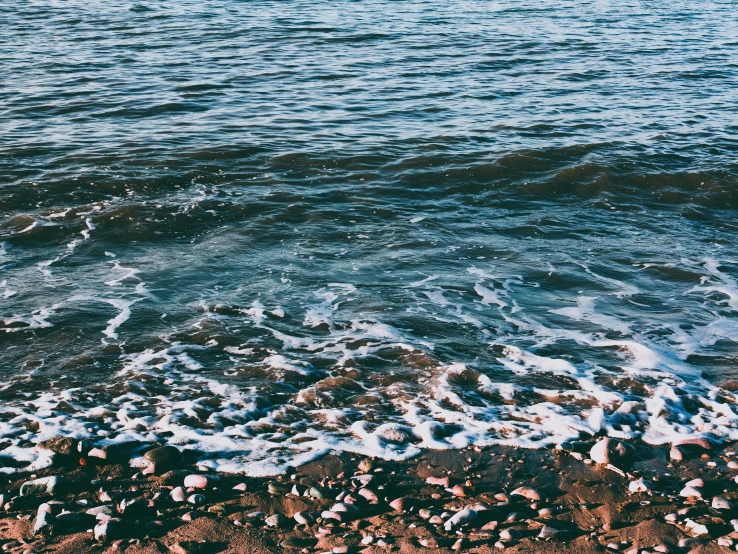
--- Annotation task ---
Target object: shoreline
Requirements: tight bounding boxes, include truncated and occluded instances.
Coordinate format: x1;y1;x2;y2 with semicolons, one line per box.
0;438;736;553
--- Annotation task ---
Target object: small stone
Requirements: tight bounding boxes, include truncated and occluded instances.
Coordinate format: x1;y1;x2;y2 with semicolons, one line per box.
712;496;733;511
55;511;81;526
389;497;419;511
510;486;542;501
429;515;443;524
426;476;450;488
181;510;200;522
358;459;375;473
333;547;350;554
669;446;684;462
685;478;704;488
718;537;734;547
444;507;477;531
171;487;187;503
293;511;316;525
352;474;375;487
143;445;182;466
88;447;108;460
321;510;343;522
95;518;123;542
233;482;248;492
679;486;702;499
678;538;700;549
32;511;53;535
184;474;217;489
419;538;439;548
308;486;328;499
538;525;568;540
265;513;288;527
357;488;379;503
451;538;464;551
628;478;651;493
499;529;522;542
267;482;290;494
188;494;206;505
86;505;115;519
451;485;467;497
589;438;634;465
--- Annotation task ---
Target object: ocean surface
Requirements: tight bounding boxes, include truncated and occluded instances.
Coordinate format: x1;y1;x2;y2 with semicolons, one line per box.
2;0;738;475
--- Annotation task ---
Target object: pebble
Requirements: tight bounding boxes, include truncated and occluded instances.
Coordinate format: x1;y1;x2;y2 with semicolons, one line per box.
685;478;704;488
321;510;343;522
171;487;187;502
444;507;477;531
232;482;248;492
86;505;115;519
538;525;568;540
265;513;288;527
352;474;376;487
358;488;379;503
669;446;684;462
32;511;53;535
184;474;216;489
308;486;328;499
589;438;634;465
712;496;733;511
94;518;123;542
628;478;651;493
451;484;467;497
679;486;702;499
499;529;521;542
188;494;206;505
389;497;419;511
426;476;450;488
181;511;200;522
510;486;541;501
293;511;316;525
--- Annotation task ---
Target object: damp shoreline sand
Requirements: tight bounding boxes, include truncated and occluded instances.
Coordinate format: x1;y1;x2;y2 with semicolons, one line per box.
1;439;737;553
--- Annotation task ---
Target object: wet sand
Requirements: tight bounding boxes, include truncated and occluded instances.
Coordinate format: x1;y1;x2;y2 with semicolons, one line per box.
1;439;737;553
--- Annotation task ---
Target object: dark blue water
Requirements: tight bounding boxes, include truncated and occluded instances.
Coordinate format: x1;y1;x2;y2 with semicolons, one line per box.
2;1;738;474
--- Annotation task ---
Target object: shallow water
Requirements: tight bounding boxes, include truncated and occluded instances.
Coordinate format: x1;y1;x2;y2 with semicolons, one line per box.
2;0;738;474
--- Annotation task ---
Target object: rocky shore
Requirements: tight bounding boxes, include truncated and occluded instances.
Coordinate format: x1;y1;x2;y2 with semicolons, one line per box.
1;437;738;553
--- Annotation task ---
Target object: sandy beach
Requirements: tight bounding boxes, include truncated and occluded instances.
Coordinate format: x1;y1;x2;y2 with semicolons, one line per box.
0;438;737;553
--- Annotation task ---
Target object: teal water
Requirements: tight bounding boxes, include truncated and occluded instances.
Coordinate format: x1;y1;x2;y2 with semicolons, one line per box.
1;1;738;474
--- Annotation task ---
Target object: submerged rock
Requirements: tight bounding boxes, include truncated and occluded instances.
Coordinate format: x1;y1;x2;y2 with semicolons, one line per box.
144;446;182;467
